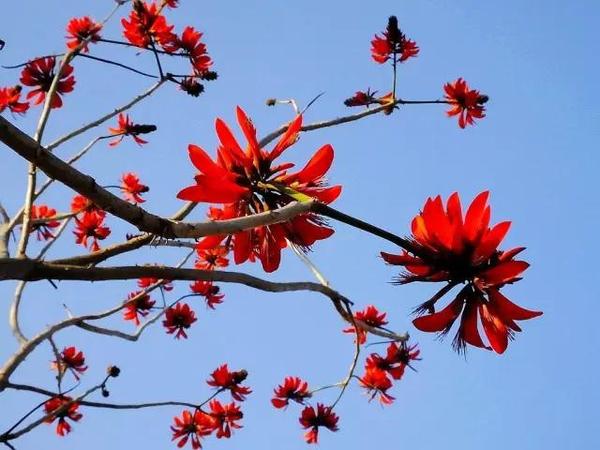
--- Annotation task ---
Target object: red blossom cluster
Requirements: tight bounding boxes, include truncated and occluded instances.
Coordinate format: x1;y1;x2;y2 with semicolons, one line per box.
381;192;542;353
444;78;488;128
163;302;197;339
19;56;75;109
44;396;83;436
178;107;341;272
109;113;156;147
28;204;60;241
0;85;29;115
207;364;251;402
189;245;228;308
120;172;149;204
370;16;419;64
123;291;156;326
51;346;88;381
73;209;110;252
65;16;102;52
342;304;388;345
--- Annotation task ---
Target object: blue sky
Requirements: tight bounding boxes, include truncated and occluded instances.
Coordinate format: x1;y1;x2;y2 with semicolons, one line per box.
1;1;599;449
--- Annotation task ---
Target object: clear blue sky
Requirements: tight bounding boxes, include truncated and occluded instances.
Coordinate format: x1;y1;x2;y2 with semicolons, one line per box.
1;1;598;449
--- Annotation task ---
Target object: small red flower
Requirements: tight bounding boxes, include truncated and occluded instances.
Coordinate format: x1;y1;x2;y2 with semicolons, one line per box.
358;368;395;405
29;204;60;241
381;192;542;353
299;404;339;444
165;0;179;7
163;302;197;339
343;89;378;107
195;246;229;270
343;305;388;345
177;107;342;272
138;276;173;291
177;26;213;75
207;364;252;402
108;113;156;147
371;16;419;64
120;172;149;204
0;85;29;115
171;409;213;449
190;281;224;309
271;376;311;409
20;57;75;109
121;1;178;51
366;342;420;381
123;291;156;325
70;194;104;215
206;400;243;439
65;16;102;52
443;78;488;128
44;396;82;436
51;346;88;381
73;211;111;251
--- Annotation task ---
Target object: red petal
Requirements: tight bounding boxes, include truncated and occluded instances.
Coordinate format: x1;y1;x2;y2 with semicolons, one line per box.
380;251;423;266
488;289;542;321
233;231;252;264
463;191;490;243
412;296;464;332
188;144;228;177
481;260;529;286
177;178;248;204
479;303;508;354
474;221;511;261
459;300;489;349
236;106;261;160
215;118;248;163
269;115;302;161
294;144;334;183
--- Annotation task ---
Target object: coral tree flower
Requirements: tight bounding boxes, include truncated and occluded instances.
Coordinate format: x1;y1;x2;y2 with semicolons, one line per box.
73;211;111;251
366;342;420;380
20;56;75;109
381;191;542;353
299;404;339;444
70;194;104;215
123;291;156;325
371;16;419;64
0;85;29;115
207;400;243;439
177;106;342;272
271;376;311;409
121;1;177;51
109;113;156;147
29;204;60;241
207;364;251;401
44;396;82;436
178;26;213;75
343;305;388;344
65;16;102;52
190;280;224;309
51;346;88;380
444;78;488;128
138;276;173;291
163;302;197;339
359;368;395;405
171;409;213;449
120;172;149;203
195;246;229;270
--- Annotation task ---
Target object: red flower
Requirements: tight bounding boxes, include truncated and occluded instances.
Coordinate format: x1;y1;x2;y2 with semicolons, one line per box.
73;211;111;251
123;291;156;325
138;276;173;291
29;204;60;241
190;281;224;309
51;346;88;380
443;78;488;128
20;57;75;109
343;89;378;107
163;302;197;339
271;376;311;409
195;246;229;270
177;107;342;272
121;1;178;52
299;404;339;444
0;85;29;115
65;16;102;52
70;194;104;215
120;172;149;204
108;113;156;147
171;410;213;449
343;305;388;345
44;396;82;436
178;26;213;75
358;368;395;405
206;400;243;439
207;364;252;401
165;0;179;7
381;192;542;353
371;16;419;64
366;342;420;380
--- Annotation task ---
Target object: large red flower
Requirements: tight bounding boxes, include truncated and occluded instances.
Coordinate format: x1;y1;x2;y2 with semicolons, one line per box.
177;107;342;272
371;16;419;64
70;194;104;216
343;304;388;345
207;364;251;402
73;210;111;251
195;246;229;270
271;376;311;409
51;346;88;380
381;192;542;353
177;26;213;75
120;172;149;204
20;56;75;109
358;368;395;405
0;85;29;115
190;281;224;309
365;342;420;380
108;113;156;147
65;16;102;52
123;291;156;325
171;409;213;449
299;404;339;444
443;78;488;128
44;396;82;436
163;302;197;339
29;204;60;241
206;400;243;439
121;1;177;52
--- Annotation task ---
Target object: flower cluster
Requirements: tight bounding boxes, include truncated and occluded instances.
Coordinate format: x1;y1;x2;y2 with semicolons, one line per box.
109;113;156;147
123;290;156;326
381;192;542;353
444;78;488;128
0;85;29;115
44;396;83;436
162;302;197;339
20;56;75;109
28;204;60;241
73;209;110;252
178;107;341;272
120;172;149;204
207;364;251;402
370;16;419;64
342;304;388;345
51;346;88;381
65;16;102;52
